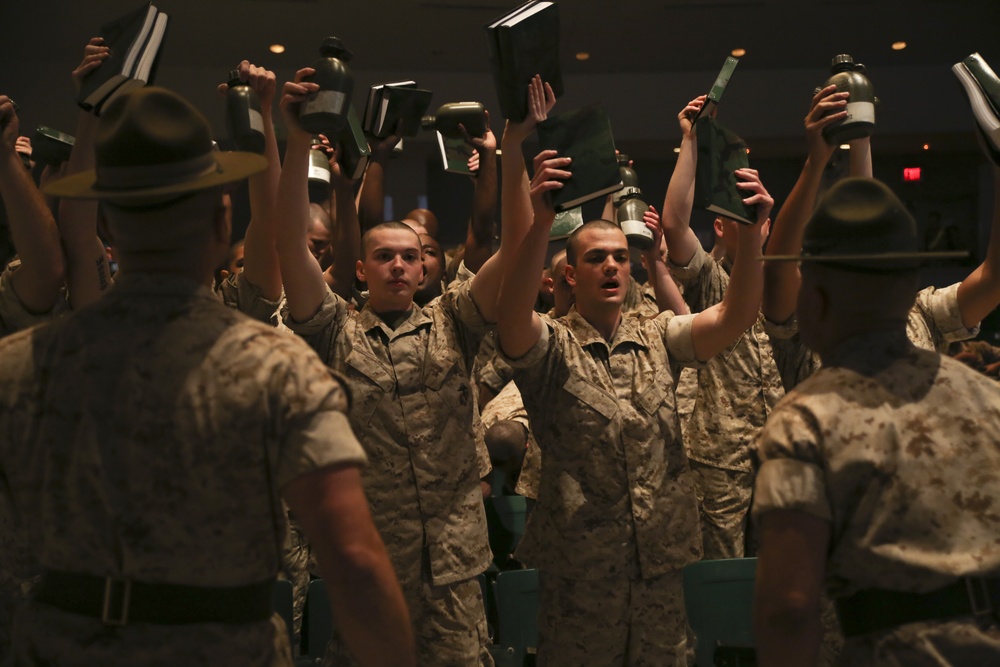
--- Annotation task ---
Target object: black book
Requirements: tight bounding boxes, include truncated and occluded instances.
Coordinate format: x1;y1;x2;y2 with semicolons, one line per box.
77;4;168;113
338;106;371;180
31;126;75;166
363;80;414;132
952;53;1000;164
694;116;755;225
373;85;433;138
485;1;564;122
536;104;622;212
693;55;740;123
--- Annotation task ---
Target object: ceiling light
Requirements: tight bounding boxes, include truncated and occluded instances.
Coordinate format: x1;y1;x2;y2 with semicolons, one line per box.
731;48;746;58
673;147;681;154
892;41;907;51
840;143;850;150
269;44;285;54
923;143;930;150
575;52;590;61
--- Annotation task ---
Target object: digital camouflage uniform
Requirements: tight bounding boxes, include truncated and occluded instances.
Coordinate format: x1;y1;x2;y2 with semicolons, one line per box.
0;258;69;659
0;273;367;667
670;244;785;559
502;307;703;667
767;282;980;392
283;279;494;667
753;329;1000;665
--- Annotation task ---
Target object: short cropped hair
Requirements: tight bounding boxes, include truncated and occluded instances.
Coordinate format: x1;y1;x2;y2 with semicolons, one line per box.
565;220;623;266
360;221;421;259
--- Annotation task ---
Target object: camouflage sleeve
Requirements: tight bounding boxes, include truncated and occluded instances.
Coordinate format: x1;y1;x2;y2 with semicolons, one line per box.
271;339;368;491
280;285;351;365
216;271;282;325
763;316;822;392
666;243;725;313
441;278;492;366
0;259;63;337
751;399;832;524
913;283;980;348
514;432;541;500
649;310;704;368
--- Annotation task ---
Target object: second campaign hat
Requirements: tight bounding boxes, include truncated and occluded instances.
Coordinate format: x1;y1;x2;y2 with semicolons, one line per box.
43;86;267;203
763;177;966;271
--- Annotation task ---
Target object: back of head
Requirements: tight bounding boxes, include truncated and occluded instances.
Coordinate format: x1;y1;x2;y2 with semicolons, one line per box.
405;208;439;239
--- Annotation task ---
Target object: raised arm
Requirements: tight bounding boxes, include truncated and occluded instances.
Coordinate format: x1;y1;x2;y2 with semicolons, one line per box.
642;207;689;315
462;113;497;273
661;96;708;266
474;76;556;325
956;164;1000;327
219;60;282;300
284;464;415;667
328;144;362;301
0;96;65;313
274;68;330;323
762;85;847;324
497;149;568;359
56;38;114;309
689;170;773;361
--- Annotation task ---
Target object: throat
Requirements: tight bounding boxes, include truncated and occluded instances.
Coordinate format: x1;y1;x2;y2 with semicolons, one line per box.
376;309;412;331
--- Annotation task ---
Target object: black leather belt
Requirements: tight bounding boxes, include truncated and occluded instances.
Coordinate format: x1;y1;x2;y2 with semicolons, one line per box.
836;576;1000;638
35;570;275;626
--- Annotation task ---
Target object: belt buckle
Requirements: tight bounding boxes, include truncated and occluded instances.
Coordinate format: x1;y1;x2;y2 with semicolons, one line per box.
101;576;132;626
965;577;994;623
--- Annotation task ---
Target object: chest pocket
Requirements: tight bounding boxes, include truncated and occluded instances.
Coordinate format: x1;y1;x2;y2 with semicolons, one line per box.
562;374;619;422
423;348;469;411
344;348;394;424
637;372;671;415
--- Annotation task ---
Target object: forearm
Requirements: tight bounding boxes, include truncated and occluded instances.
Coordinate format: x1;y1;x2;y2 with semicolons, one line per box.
465;146;498;273
645;254;689;314
275;136;328;322
1;151;65;312
762;157;826;323
242;108;282;300
357;157;387;230
330;181;361;300
662;135;700;264
755;599;823;667
56;110;110;309
497;219;547;359
956;166;1000;327
848;136;872;178
500;134;534;264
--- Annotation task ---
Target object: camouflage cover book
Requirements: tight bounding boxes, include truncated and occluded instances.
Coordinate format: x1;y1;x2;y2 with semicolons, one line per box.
484;1;564;122
694;116;756;225
434;132;475;175
549;206;584;240
536;104;623;212
338;106;371;180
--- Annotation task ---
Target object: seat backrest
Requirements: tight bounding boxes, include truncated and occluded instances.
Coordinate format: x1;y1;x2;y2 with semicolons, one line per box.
306;578;332;661
494;568;539;665
682;557;758;667
271;579;295;654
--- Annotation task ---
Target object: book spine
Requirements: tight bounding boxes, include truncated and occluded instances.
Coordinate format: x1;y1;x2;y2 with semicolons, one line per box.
962;53;1000;118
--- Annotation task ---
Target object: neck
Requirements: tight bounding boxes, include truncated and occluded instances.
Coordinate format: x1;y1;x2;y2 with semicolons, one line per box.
815;318;908;362
578;302;623;342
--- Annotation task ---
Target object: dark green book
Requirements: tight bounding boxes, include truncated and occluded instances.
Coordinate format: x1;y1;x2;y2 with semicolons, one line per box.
434;132;475;175
373;85;433;138
693;55;740;123
485;1;564;122
31;126;75;165
536;104;622;212
694;116;756;225
338;106;371;180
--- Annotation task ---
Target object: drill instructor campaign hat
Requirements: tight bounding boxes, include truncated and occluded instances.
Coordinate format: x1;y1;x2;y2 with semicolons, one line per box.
763;177;967;272
43;87;267;202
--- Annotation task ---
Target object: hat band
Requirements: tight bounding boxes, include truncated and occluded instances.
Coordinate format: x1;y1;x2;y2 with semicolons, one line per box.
95;152;218;191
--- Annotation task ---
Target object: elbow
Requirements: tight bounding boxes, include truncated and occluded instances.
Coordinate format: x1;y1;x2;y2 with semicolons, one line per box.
754;589;818;638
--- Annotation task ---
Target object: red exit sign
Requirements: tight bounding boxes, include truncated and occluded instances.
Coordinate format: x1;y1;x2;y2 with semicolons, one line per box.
903;167;922;182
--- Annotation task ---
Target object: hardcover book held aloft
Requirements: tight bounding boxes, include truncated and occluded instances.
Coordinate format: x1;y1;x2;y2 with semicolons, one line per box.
694;116;756;225
536;104;623;212
952;52;1000;165
484;0;564;122
77;3;169;115
362;81;433;138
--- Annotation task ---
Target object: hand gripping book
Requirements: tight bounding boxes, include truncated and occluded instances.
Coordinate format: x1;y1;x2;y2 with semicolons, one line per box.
77;3;169;114
536;104;623;212
693;116;756;225
338;106;371;180
693;55;740;123
484;1;564;122
952;53;1000;164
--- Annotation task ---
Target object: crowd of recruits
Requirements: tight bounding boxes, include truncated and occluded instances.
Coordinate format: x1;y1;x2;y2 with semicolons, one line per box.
0;34;998;667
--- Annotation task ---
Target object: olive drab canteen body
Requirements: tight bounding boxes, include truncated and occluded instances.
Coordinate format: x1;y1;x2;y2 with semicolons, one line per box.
821;54;876;143
225;69;266;154
300;37;354;136
614;153;654;250
421;102;488;139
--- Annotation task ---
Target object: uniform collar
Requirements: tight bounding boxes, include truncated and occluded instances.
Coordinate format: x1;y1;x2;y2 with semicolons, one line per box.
565;306;647;351
358;301;434;340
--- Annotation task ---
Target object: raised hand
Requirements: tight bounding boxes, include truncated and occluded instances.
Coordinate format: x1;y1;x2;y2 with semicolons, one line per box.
528;149;570;227
218;60;277;111
735;167;774;227
678;95;708;138
503;75;557;145
71;37;109;93
806;85;849;161
280;68;319;140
